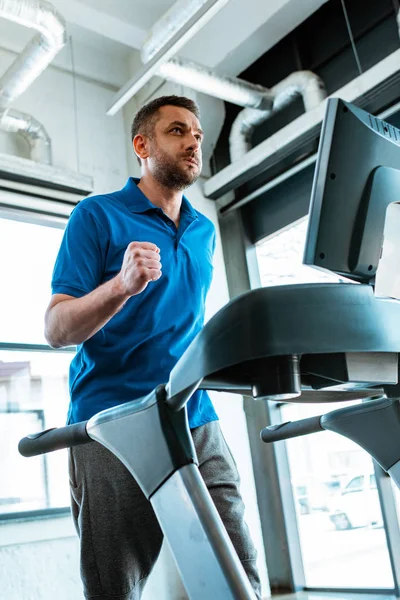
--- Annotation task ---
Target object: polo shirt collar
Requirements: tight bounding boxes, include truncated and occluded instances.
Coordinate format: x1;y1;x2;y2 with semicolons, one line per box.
121;177;198;220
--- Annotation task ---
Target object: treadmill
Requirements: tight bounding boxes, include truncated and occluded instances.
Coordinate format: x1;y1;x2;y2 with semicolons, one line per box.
19;98;400;599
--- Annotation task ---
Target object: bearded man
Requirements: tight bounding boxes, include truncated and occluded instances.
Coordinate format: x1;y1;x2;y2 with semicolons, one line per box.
45;95;262;600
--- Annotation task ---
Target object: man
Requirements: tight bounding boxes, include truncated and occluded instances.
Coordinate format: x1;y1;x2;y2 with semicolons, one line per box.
45;95;261;600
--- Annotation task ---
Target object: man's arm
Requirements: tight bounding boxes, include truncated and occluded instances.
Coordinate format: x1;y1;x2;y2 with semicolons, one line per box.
45;241;161;348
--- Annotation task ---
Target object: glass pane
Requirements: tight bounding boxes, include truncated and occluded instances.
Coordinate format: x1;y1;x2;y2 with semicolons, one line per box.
256;218;342;286
0;349;73;516
0;217;64;344
282;402;394;589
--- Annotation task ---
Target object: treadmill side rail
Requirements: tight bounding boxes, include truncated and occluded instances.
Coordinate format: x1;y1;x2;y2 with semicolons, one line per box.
87;386;197;499
151;464;257;600
321;397;400;473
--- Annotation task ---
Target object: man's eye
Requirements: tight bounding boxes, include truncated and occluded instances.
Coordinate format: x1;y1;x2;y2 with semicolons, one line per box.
171;127;182;133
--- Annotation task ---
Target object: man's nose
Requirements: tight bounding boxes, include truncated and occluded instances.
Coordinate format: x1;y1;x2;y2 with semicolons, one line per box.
186;134;200;152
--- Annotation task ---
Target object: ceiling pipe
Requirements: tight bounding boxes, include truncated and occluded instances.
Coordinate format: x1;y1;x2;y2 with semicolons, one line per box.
0;0;66;163
153;58;325;162
141;0;228;64
0;108;51;164
107;0;229;115
140;0;273;112
157;58;273;110
0;0;66;106
139;0;325;163
142;16;324;158
229;70;327;162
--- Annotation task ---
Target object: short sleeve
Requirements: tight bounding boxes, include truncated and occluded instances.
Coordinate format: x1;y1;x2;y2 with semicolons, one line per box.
51;205;107;298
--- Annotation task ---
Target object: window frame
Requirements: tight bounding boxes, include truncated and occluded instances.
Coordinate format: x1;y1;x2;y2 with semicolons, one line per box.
0;344;76;524
0;203;74;523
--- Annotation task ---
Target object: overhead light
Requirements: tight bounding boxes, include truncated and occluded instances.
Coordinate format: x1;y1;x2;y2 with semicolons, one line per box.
106;0;229;116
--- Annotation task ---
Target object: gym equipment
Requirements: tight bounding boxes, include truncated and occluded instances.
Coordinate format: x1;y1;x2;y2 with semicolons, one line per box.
19;98;400;598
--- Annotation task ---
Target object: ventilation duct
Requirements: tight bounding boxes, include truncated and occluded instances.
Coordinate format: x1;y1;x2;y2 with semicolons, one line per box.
141;0;227;64
0;0;66;106
107;0;230;114
158;58;273;110
0;1;93;200
230;71;327;162
140;0;325;162
0;108;51;164
142;2;272;113
204;49;400;203
155;57;325;163
0;0;66;165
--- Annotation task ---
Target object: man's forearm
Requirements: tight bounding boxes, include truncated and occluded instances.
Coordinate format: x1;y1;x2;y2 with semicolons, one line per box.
45;276;131;348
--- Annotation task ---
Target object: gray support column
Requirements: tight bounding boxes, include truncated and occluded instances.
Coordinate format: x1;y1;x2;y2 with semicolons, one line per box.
217;199;305;592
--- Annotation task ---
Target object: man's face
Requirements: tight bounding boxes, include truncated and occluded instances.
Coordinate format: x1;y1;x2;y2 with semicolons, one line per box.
146;105;203;191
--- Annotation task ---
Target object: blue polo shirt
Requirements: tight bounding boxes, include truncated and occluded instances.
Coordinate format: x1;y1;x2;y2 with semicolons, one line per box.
52;177;218;429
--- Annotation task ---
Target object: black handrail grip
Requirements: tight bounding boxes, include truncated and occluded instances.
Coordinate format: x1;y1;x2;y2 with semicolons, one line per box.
18;421;92;457
260;415;324;443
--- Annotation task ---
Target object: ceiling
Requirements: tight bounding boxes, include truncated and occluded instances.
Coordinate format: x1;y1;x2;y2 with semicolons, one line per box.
73;0;175;30
0;0;330;94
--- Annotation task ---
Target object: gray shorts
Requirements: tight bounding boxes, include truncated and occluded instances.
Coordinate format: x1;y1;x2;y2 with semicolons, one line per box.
69;420;262;599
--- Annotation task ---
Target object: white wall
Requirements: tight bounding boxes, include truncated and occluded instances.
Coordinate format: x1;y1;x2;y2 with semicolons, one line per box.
0;517;187;600
0;519;81;600
0;59;269;599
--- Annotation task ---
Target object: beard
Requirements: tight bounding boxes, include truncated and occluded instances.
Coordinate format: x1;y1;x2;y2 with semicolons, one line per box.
150;143;202;191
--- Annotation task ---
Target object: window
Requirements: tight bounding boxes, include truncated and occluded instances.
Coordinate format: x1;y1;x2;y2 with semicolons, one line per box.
0;212;73;520
256;217;341;287
256;219;397;590
281;401;392;589
0;215;65;345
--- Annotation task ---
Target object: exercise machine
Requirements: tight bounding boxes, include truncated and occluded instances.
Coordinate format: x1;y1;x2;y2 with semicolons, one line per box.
19;98;400;598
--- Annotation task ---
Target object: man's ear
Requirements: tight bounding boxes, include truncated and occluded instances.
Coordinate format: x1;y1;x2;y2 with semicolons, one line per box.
133;134;149;161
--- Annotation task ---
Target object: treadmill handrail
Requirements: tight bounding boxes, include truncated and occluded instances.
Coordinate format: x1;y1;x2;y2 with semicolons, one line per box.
18;420;91;457
166;283;400;410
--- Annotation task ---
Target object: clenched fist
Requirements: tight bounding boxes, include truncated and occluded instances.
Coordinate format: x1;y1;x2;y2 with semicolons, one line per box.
118;241;162;296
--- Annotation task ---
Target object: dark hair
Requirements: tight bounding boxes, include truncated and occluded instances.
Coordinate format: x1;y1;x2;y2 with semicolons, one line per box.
131;95;200;164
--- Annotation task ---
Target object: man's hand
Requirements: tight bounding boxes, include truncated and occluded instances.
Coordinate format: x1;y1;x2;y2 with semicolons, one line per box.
117;241;162;296
45;242;162;348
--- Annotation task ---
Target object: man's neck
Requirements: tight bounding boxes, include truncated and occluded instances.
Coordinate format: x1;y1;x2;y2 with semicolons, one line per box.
137;174;182;225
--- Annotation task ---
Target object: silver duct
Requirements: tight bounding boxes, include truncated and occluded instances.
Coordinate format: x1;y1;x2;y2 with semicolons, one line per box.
0;0;66;163
0;108;51;164
158;58;273;110
141;0;228;64
0;0;66;106
140;1;325;164
141;1;274;114
229;71;327;162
